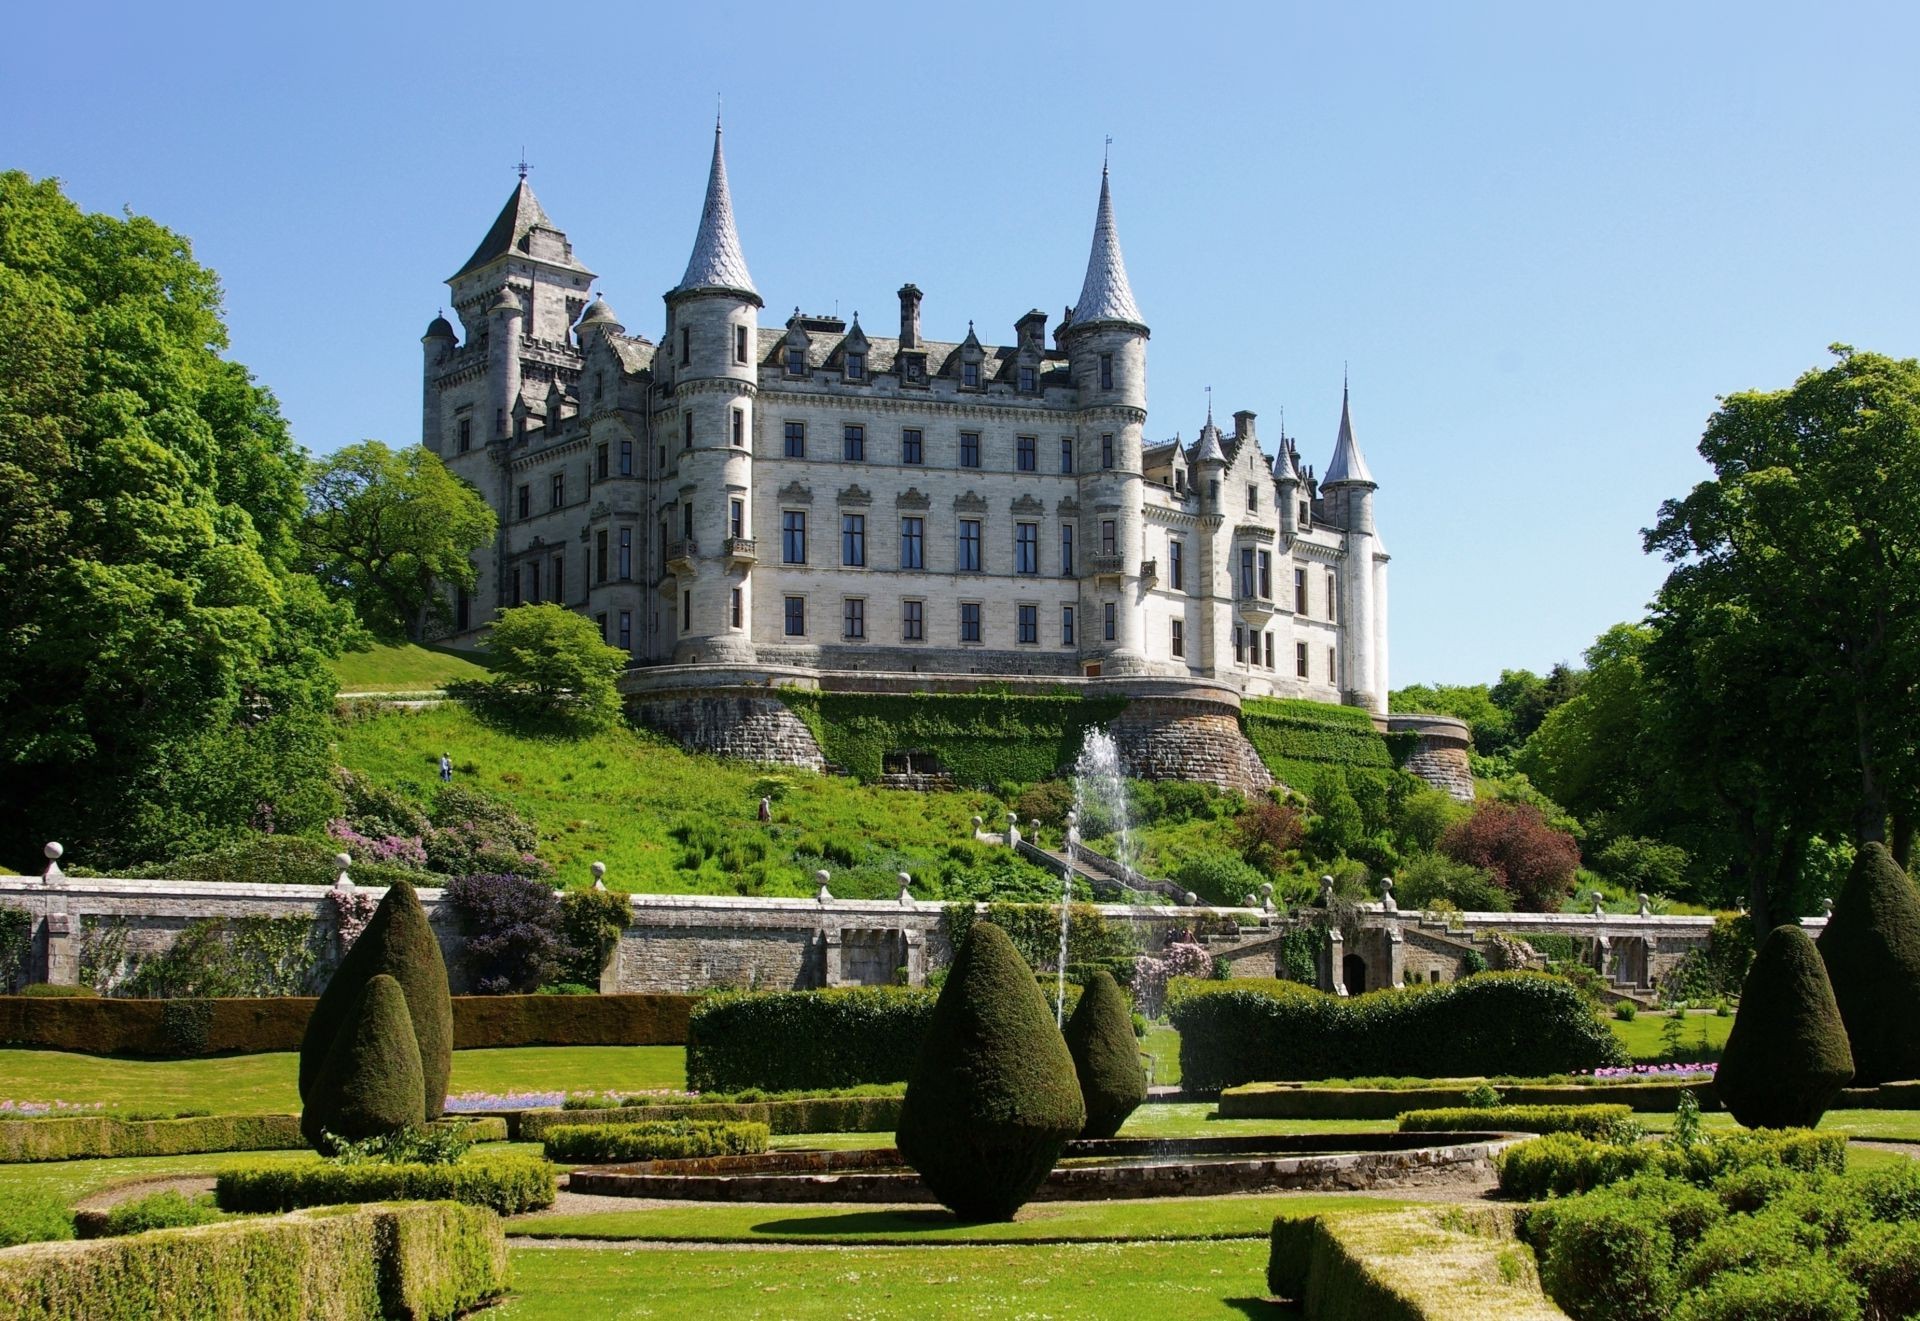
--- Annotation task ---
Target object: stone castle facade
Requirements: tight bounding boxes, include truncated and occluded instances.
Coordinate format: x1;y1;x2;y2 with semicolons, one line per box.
421;127;1390;710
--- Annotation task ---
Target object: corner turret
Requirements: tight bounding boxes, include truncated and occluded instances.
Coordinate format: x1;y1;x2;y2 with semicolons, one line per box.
1320;381;1384;712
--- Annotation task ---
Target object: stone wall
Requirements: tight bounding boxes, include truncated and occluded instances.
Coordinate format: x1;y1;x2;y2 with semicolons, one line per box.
632;693;825;770
1383;713;1474;802
1109;697;1274;797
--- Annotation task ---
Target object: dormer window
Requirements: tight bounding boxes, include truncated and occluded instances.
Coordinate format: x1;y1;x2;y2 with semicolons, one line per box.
1174;469;1185;495
962;361;980;388
846;353;865;380
786;345;806;375
1018;366;1036;393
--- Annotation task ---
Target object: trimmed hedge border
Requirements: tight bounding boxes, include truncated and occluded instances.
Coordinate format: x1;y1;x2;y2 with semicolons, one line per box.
541;1120;769;1163
1219;1081;1721;1120
0;1113;504;1165
1267;1206;1562;1321
516;1095;900;1141
687;987;934;1092
1397;1105;1636;1139
0;992;696;1057
215;1153;556;1216
0;1200;507;1321
1494;1129;1847;1200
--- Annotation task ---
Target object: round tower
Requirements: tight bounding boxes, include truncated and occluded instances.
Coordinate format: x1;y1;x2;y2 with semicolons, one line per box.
421;313;457;453
487;285;524;441
1321;382;1381;712
663;121;762;665
1063;163;1151;676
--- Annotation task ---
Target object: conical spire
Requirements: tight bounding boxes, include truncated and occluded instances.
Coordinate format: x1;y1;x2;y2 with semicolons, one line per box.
1194;398;1227;465
1068;164;1144;331
453;178;587;280
674;121;759;302
1323;380;1375;486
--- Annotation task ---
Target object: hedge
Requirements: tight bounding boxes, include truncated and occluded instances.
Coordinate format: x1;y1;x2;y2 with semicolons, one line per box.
0;1201;507;1321
777;690;1126;784
1267;1206;1558;1320
1219;1081;1720;1120
1396;1105;1637;1139
0;1114;304;1164
215;1153;556;1216
518;1095;899;1141
1169;973;1627;1090
0;992;696;1057
687;987;935;1092
541;1119;769;1163
1494;1129;1847;1200
1240;697;1401;795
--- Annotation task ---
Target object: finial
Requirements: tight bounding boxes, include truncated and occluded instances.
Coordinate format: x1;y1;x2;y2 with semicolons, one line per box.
1103;135;1112;173
516;149;531;182
1205;385;1213;425
716;95;723;130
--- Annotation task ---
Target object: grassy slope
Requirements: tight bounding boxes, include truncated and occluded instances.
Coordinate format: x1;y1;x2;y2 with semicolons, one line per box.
328;642;494;693
333;703;1016;893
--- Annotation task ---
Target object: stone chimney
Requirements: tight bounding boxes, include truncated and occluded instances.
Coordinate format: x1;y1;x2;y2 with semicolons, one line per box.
1234;410;1257;443
1015;309;1048;352
897;284;922;350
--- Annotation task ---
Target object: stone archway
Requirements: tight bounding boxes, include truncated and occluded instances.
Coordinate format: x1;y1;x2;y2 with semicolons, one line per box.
1342;953;1368;995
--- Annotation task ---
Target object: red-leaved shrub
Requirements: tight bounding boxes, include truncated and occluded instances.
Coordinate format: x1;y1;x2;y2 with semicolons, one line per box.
1236;799;1305;874
1438;802;1580;912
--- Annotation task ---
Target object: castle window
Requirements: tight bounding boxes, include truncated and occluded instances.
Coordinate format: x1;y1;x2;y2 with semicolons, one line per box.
1016;436;1036;472
596;443;609;481
526;563;540;605
904;358;923;383
457;587;470;631
620;440;633;476
900;517;924;569
962;361;980;388
841;514;866;567
784;596;805;636
784;421;806;459
843;424;865;461
516;485;530;520
551;553;564;600
729;498;745;538
1100;434;1115;469
1101;520;1116;555
1103;602;1117;641
596;372;605;400
682;502;694;539
1296;642;1308;677
618;610;632;650
1327;571;1336;621
1100;354;1113;389
595;530;608;583
1060;437;1074;473
958;519;982;572
1015;522;1038;575
786;345;806;375
1248;484;1259;513
1060;524;1075;575
511;566;522;606
684;411;694;450
1175;469;1185;495
619;528;632;580
731;408;744;448
1294;568;1308;615
1239;548;1255;598
659;445;666;470
1328;646;1336;683
1300;500;1310;529
960;431;981;468
680;327;690;366
1018;604;1038;645
681;590;691;631
902;429;923;465
734;325;749;365
782;511;808;564
959;602;982;643
1169;540;1184;592
731;587;743;628
902;599;924;641
551;473;564;510
1171;619;1185;659
846;353;865;380
1061;605;1075;646
1234;625;1245;663
1018;366;1036;392
844;597;865;639
1264;631;1274;669
1258;550;1272;599
458;417;471;453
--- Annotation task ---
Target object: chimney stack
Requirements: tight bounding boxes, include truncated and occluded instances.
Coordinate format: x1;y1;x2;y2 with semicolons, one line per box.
1234;410;1257;442
897;284;922;350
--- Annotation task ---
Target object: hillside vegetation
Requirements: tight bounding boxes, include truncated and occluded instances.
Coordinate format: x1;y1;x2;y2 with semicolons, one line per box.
329;643;495;694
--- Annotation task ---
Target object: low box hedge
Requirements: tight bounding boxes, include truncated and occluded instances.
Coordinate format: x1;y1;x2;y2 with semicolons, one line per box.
1267;1206;1561;1320
1218;1080;1721;1119
1169;973;1628;1091
517;1094;900;1141
0;992;696;1058
1397;1105;1637;1139
215;1153;556;1216
541;1119;769;1163
0;1200;507;1321
686;987;935;1092
0;1114;305;1164
1495;1128;1847;1200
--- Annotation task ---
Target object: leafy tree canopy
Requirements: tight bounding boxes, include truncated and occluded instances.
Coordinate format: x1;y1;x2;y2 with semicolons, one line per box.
455;603;629;733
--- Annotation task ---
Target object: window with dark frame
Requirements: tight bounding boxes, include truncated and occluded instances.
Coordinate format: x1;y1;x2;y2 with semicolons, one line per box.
1060;437;1074;473
596;443;609;480
1296;641;1308;677
1016;435;1036;471
846;353;865;380
618;610;631;650
1327;571;1337;621
1239;548;1255;598
960;431;981;467
458;417;471;453
679;326;689;365
959;601;982;642
782;510;807;564
551;472;564;510
902;428;923;465
729;498;744;538
900;517;924;569
1169;540;1184;591
620;440;633;475
1294;567;1308;614
1100;353;1113;389
787;345;806;375
1060;524;1074;575
1101;433;1115;468
1264;632;1274;669
516;485;529;519
731;408;744;448
958;519;982;572
902;599;924;640
1258;550;1272;599
618;528;632;580
962;361;980;388
730;587;742;628
843;597;865;639
1018;365;1035;392
1018;604;1038;644
1171;619;1184;658
784;421;805;459
595;530;608;582
1061;605;1075;646
1329;646;1337;683
841;514;865;566
735;324;749;364
783;595;805;636
1103;601;1116;641
1101;520;1116;555
1234;625;1245;663
843;424;864;461
1015;522;1038;574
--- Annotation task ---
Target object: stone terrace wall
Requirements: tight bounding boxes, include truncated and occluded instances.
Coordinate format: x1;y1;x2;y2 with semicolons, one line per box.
1110;697;1273;797
632;694;825;771
1383;713;1474;802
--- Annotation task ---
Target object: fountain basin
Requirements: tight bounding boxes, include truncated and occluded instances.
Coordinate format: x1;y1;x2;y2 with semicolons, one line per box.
565;1132;1516;1203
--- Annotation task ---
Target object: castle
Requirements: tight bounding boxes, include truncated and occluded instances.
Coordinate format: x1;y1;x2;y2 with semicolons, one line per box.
420;125;1389;712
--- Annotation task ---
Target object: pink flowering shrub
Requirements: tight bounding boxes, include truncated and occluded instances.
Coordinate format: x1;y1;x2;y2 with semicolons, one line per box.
326;819;428;870
1133;940;1216;1016
328;889;380;952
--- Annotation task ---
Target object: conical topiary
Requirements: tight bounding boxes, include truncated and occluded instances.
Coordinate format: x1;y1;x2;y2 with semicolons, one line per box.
1716;924;1854;1129
301;974;426;1149
1818;842;1920;1085
1063;970;1146;1139
895;922;1085;1220
300;879;453;1118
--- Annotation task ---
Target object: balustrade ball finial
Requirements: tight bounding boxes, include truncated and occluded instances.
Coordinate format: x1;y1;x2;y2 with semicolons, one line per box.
815;869;832;902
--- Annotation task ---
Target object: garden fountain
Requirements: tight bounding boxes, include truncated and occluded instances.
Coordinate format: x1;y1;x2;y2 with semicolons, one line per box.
1056;729;1138;1026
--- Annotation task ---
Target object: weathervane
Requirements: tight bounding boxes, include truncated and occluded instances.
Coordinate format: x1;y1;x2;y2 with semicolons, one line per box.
516;149;531;181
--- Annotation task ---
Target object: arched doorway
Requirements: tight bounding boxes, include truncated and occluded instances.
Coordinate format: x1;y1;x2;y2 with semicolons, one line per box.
1342;953;1368;995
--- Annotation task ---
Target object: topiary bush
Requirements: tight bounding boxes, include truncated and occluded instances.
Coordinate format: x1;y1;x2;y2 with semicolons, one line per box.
894;921;1085;1220
1676;1210;1820;1292
1818;841;1920;1087
1837;1219;1920;1321
1716;924;1854;1129
94;1191;224;1239
297;877;452;1120
1669;1262;1862;1321
1396;1103;1636;1139
1495;1128;1846;1201
1062;970;1145;1139
301;973;425;1151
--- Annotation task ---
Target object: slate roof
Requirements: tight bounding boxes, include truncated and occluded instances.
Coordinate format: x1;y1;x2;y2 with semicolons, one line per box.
1066;168;1145;330
1323;385;1375;486
453;179;589;280
754;328;1067;386
675;124;758;300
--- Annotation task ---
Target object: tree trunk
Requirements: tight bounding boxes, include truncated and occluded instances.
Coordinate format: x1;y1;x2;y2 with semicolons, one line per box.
1894;804;1916;872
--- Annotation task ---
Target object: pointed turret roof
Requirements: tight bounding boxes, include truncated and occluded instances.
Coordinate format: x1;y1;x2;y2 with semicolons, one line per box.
674;121;760;303
453;178;589;281
1193;404;1228;465
1067;165;1145;331
1272;438;1302;484
1323;382;1375;486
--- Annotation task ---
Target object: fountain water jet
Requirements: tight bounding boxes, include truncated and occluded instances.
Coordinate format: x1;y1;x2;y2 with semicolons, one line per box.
1058;729;1136;1027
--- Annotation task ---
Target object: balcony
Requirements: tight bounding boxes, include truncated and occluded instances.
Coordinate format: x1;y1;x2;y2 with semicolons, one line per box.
1139;558;1158;587
666;539;698;572
1091;552;1125;580
723;536;758;565
1236;593;1279;625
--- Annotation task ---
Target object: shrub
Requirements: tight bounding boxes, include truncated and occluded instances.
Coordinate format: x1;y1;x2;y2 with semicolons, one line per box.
1539;1192;1675;1321
895;921;1085;1220
426;783;545;877
557;887;630;987
1169;972;1626;1090
297;878;452;1121
1677;1210;1819;1291
95;1191;224;1239
1173;855;1268;908
1716;924;1853;1128
687;987;935;1092
1818;842;1920;1087
1838;1219;1920;1321
1613;1000;1637;1021
1495;1128;1846;1200
1235;798;1304;874
450;992;694;1048
0;1190;73;1247
0;1113;303;1163
522;1094;900;1140
541;1119;769;1163
302;973;425;1151
0;1202;507;1321
1393;851;1510;913
1670;1262;1862;1321
1438;800;1581;912
1062;970;1146;1139
464;601;628;731
1396;1104;1636;1139
17;984;96;999
777;691;1126;785
215;1151;556;1215
443;873;564;994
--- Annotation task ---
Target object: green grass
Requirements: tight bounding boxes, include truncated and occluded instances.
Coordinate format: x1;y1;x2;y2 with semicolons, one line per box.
1607;1010;1732;1062
0;1046;686;1114
512;1192;1408;1244
1141;1024;1181;1087
760;1106;1396;1154
328;641;494;692
498;1240;1295;1319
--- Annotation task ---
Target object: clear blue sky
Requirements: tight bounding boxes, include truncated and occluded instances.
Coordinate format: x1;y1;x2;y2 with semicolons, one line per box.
7;3;1916;685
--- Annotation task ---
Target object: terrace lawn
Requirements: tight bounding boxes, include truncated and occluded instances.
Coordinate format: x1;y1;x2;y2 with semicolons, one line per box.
327;641;494;693
1608;1010;1733;1063
498;1240;1295;1319
0;1046;687;1114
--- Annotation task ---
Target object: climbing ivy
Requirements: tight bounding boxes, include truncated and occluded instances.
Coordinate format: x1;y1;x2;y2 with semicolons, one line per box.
1241;697;1402;797
0;908;31;992
779;690;1126;786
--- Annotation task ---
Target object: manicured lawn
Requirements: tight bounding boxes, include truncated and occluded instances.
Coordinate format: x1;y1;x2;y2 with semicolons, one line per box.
0;1046;687;1114
0;1148;316;1203
1141;1023;1181;1086
1607;1010;1731;1062
1635;1107;1920;1144
762;1106;1397;1155
328;641;494;693
497;1240;1294;1319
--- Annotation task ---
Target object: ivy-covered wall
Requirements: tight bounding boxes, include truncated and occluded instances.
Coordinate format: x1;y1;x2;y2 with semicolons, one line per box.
777;691;1127;787
1240;697;1413;796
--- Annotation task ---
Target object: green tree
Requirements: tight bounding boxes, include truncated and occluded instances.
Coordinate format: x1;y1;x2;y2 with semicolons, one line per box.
299;440;495;643
462;603;629;731
1817;843;1920;1086
1062;970;1146;1139
1715;924;1853;1129
0;171;352;868
1390;682;1514;755
301;973;426;1150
